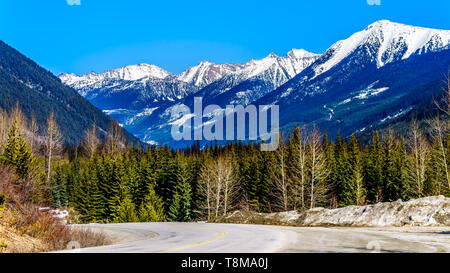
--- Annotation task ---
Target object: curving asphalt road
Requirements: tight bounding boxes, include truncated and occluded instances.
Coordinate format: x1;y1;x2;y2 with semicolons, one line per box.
62;222;450;253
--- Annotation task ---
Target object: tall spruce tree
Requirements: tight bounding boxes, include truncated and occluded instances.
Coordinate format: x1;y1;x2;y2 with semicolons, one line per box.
366;131;385;202
167;159;192;221
112;193;138;223
347;134;366;205
334;132;352;207
139;184;165;222
1;119;33;180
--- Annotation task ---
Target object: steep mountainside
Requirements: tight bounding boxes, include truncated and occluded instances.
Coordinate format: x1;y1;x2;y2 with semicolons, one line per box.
0;41;139;145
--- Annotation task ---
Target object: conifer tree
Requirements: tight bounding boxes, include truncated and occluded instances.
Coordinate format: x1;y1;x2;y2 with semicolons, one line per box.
167;160;192;221
428;141;446;195
92;155;111;219
322;131;337;207
74;170;91;222
167;191;183;221
112;194;138;223
366;131;384;202
1;119;33;180
88;167;104;222
257;149;273;212
108;156;127;209
139;184;165;222
239;143;261;210
347;134;366;205
383;133;406;201
334;132;352;206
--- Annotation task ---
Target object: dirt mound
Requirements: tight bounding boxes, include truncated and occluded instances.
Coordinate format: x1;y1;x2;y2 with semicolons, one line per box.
214;196;450;227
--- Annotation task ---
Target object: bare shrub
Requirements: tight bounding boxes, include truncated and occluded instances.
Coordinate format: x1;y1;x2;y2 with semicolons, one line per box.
0;165;109;252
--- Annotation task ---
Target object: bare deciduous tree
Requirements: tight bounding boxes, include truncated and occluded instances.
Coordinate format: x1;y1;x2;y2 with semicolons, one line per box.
0;109;9;150
405;120;430;197
307;126;330;209
289;125;308;210
11;103;28;137
428;116;450;192
45;111;62;183
434;76;450;116
106;120;126;156
273;133;290;211
82;124;100;158
29;112;39;152
198;156;236;220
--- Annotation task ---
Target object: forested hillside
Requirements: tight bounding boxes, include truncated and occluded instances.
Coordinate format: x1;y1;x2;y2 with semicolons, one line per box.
0;40;139;145
357;78;450;142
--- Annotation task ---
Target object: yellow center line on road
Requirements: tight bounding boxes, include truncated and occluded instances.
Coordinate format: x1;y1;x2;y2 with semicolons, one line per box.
159;225;229;253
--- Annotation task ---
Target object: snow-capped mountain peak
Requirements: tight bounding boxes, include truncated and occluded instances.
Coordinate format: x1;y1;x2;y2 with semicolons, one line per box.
287;48;319;59
312;20;450;78
177;61;241;87
59;63;172;91
177;61;242;87
265;52;279;59
100;63;172;81
237;49;319;79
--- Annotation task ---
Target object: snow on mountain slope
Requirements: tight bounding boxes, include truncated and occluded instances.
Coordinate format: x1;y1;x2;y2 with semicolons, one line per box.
312;20;450;78
118;49;321;144
60;63;197;109
239;49;319;81
187;49;320;106
60;63;171;90
254;20;450;140
177;61;243;87
60;48;319;109
176;48;319;89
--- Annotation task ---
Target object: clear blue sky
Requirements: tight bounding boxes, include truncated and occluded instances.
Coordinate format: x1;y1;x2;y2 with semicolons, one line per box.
0;0;449;75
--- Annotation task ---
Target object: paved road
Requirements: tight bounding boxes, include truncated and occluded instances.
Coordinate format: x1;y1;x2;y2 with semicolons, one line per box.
64;222;450;253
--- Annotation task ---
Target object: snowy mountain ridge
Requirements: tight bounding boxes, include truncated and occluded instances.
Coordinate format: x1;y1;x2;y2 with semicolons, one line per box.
312;20;450;78
60;48;319;91
59;48;320;110
60;63;172;90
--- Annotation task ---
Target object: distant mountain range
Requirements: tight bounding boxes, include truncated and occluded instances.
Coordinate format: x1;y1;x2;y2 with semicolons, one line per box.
0;41;139;145
60;20;450;146
59;48;319;110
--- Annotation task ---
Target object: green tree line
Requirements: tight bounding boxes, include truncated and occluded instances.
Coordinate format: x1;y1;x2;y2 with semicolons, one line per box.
1;90;449;223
